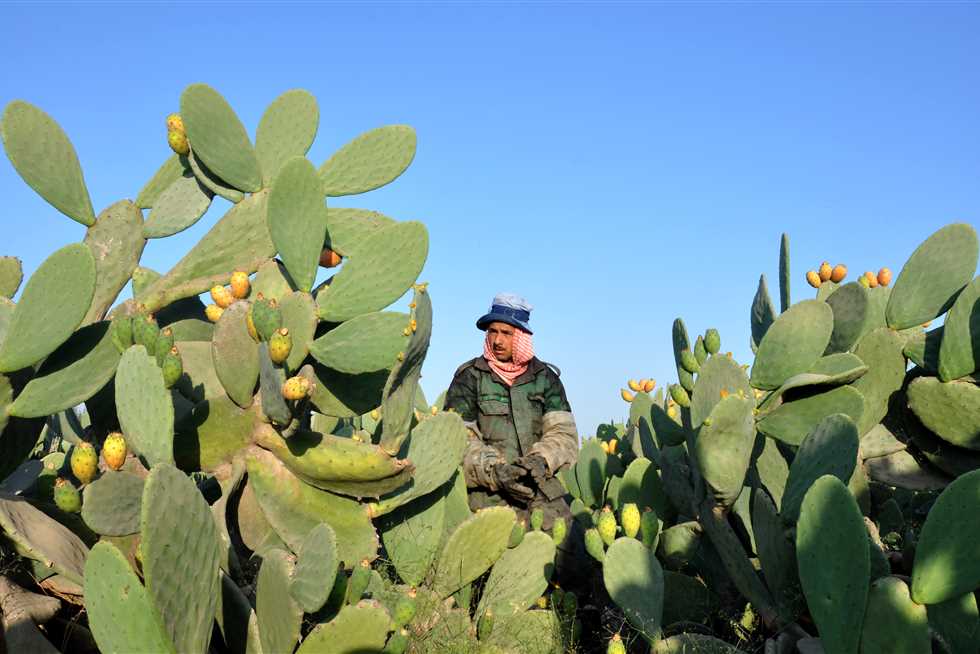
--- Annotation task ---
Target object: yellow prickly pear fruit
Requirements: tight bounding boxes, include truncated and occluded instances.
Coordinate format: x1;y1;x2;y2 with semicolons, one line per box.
536;596;548;609
608;438;618;454
165;113;184;132
877;267;892;287
806;270;822;288
246;306;259;341
205;304;224;323
597;506;617;546
70;442;98;485
584;528;605;562
858;274;871;288
669;384;691;408
831;263;847;283
167;129;189;155
269;328;292;366
410;318;417;333
640;508;659;549
621;503;640;539
282;376;311;401
319;248;342;268
230;271;250;299
430;405;438;415
530;508;544;531
608;633;627;654
54;478;81;513
667;404;679;421
627;379;642;392
210;285;235;309
370;408;381;421
102;432;128;471
819;261;832;282
642;379;656;393
552;517;567;546
600;440;610;454
620;388;634;403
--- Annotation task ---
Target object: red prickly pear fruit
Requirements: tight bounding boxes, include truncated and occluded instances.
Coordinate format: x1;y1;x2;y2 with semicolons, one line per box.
230;271;250;299
70;442;98;485
210;285;234;309
269;328;292;366
205;304;224;323
819;261;832;282
806;270;822;288
877;267;892;287
319;248;342;268
161;347;183;389
831;264;847;283
54;478;81;513
102;432;128;471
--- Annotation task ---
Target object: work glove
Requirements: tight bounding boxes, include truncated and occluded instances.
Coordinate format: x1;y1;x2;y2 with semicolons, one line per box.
514;454;551;485
492;463;535;504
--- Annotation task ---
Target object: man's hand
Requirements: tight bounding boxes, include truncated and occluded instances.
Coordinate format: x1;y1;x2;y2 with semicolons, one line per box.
514;454;550;485
492;463;535;504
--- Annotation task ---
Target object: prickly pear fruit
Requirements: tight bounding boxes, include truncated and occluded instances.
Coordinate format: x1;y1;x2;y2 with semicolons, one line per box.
536;596;547;609
210;285;235;309
245;306;259;341
669;384;691;408
866;271;879;288
680;348;700;374
54;478;81;513
111;314;133;353
102;432;127;471
620;389;634;403
877;267;892;287
251;294;282;341
393;588;417;626
562;590;578;616
640;507;659;549
642;379;656;393
133;314;159;351
831;263;847;283
205;304;224;323
230;271;250;299
346;560;371;604
819;261;832;282
477;609;494;641
165;113;184;132
161;347;183;389
704;328;721;354
621;503;640;539
607;633;626;654
319;248;342;268
530;508;544;531
269;328;292;366
694;335;708;365
608;438;618;454
597;507;617;546
628;379;642;392
600;440;610;454
509;520;525;548
806;270;822;288
585;528;605;562
383;628;409;654
70;442;98;484
167;129;189;155
282;375;311;401
155;327;175;366
552;517;567;545
858;274;871;288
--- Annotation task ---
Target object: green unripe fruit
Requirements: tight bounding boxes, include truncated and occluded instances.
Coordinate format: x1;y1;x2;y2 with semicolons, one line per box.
383;628;409;654
251;294;281;341
70;442;98;485
508;520;525;548
607;633;626;654
269;328;292;366
669;383;691;408
704;328;721;354
679;371;695;393
111;315;133;353
620;503;641;539
54;478;81;513
694;335;708;365
640;508;660;549
597;507;617;546
584;528;605;562
393;589;417;626
552;517;567;546
161;347;183;389
133;314;159;352
477;609;494;641
155;327;175;366
346;560;371;604
530;508;544;531
561;590;578;616
680;348;700;374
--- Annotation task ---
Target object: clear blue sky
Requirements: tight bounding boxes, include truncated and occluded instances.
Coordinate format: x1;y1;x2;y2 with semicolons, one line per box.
2;2;978;436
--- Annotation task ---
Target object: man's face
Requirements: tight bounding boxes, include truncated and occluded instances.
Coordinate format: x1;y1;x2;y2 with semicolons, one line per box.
487;322;515;362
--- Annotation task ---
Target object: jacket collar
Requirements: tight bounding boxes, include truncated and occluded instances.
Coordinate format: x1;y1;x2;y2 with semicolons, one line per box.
475;356;544;387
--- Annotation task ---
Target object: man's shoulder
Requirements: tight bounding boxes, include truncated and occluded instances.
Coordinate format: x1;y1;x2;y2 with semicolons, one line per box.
529;357;562;379
452;357;486;378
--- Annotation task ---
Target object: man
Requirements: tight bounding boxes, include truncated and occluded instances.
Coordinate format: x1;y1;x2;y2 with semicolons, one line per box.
444;293;578;527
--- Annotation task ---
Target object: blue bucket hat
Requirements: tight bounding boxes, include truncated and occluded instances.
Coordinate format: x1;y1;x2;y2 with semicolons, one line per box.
476;293;533;334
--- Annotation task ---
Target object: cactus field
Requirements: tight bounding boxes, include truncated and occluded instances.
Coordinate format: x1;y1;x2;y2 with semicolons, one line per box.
0;84;978;654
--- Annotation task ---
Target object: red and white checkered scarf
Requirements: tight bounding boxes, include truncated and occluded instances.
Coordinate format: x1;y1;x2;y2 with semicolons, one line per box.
483;328;535;386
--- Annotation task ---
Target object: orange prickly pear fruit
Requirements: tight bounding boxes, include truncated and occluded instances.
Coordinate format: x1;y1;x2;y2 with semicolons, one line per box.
269;328;292;366
642;379;656;393
70;442;98;484
210;285;234;309
54;478;81;513
102;432;128;471
230;271;250;299
806;270;822;288
319;248;342;268
608;438;618;454
410;318;417;333
877;267;892;287
205;304;224;323
863;271;879;288
620;388;634;403
819;261;832;282
282;376;311;401
600;440;610;454
831;264;847;283
627;379;642;393
167;129;189;155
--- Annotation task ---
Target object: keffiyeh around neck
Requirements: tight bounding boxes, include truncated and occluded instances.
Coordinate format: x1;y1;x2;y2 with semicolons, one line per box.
483;328;535;386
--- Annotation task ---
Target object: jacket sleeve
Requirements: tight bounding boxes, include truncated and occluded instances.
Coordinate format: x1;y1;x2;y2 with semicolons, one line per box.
528;370;578;474
445;364;499;489
444;365;478;421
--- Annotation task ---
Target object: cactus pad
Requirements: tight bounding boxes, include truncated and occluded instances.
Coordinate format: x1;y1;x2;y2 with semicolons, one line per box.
142;172;214;238
296;604;393;654
927;592;979;654
255;89;319;186
290;523;338;613
477;531;555;617
604;536;665;641
615;457;669;519
379;477;450;586
187;147;244;203
380;286;432;454
751;489;800;621
907;377;980;450
211;301;260;407
938;276;980;381
693;396;756;507
751;274;777;352
652;635;743;654
0;243;96;372
823;282;869;354
751;300;834;390
136;153;188;209
84;199;147;324
780;414;859;523
0;492;88;584
432;506;515;598
81;471;144;536
256;547;303;654
910;469;980;604
310;311;410;373
318;124;416;197
317;221;428;322
115;346;174;466
268;156;329;292
690;354;753;427
850;328;907;435
796;475;869;654
278;291;317;371
860;576;930;654
325;207;394;256
757;385;865;446
302;363;388;418
1;100;95;225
